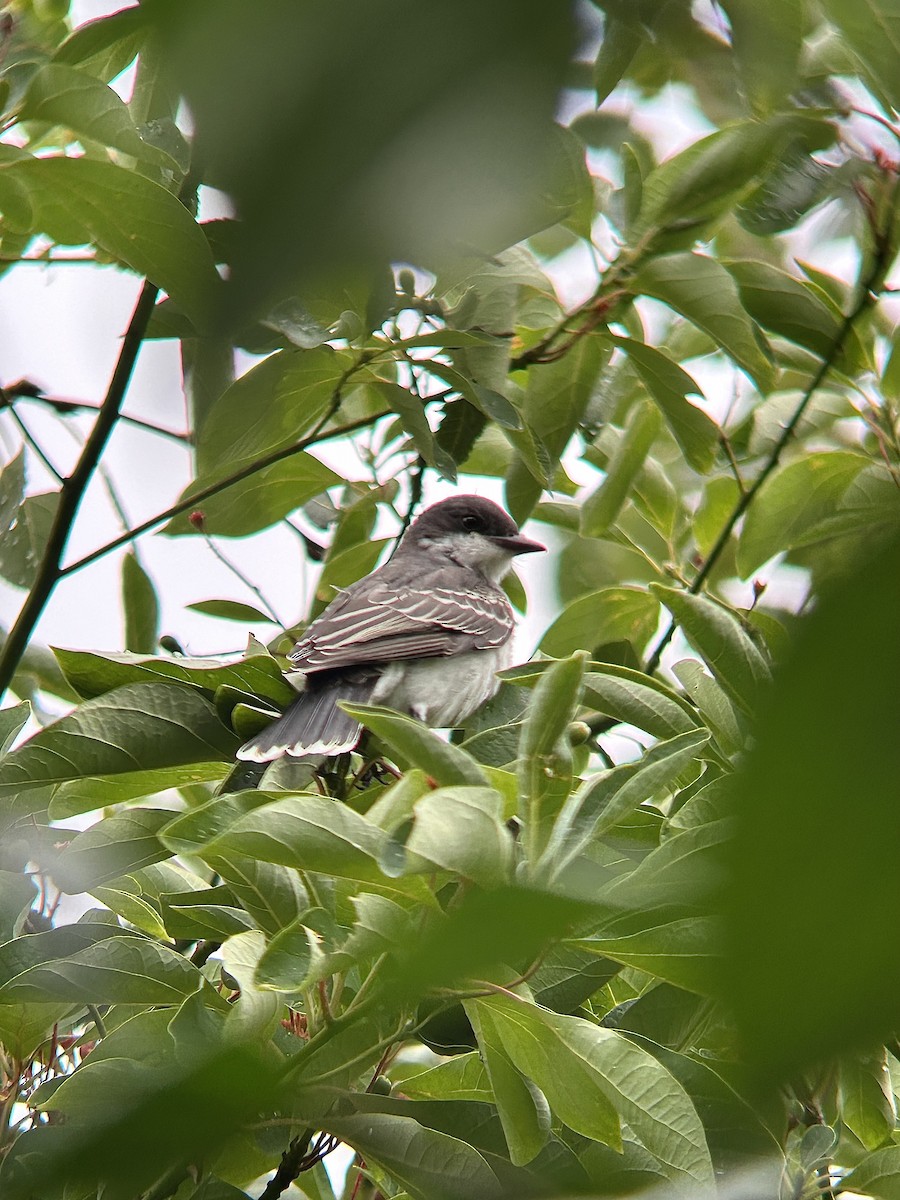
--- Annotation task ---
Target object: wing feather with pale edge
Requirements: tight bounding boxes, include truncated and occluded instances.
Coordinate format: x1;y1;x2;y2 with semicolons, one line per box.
289;579;514;672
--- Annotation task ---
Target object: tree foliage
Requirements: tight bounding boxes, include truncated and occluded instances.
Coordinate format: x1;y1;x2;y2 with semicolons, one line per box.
0;1;899;1198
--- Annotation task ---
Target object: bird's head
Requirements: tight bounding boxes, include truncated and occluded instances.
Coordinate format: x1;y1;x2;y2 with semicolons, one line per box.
403;495;545;582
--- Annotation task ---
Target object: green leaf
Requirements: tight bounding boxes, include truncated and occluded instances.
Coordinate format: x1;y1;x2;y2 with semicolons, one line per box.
819;0;900;110
719;0;803;113
208;852;308;937
323;1109;502;1200
20;64;178;167
0;702;30;755
253;919;314;992
593;16;642;105
612;337;719;473
476;995;715;1190
0;682;238;809
518;653;586;864
466;999;550;1165
193;345;344;475
723;259;846;360
0;492;59;590
197;793;390;885
650;586;772;715
54;647;295;706
340;703;488;787
426;361;522;430
631;255;774;393
47;763;230;820
634;121;794;241
840;1049;897;1151
49;808;174;894
0;935;202;1004
401;1051;493;1103
579;822;730;995
368;380;457;479
405;787;514;888
844;1146;900;1200
121;552;159;654
581;664;701;740
672;660;744;756
8;158;220;330
186;598;275;624
737;451;870;577
0;871;37;942
540;587;660;659
581;402;661;534
541;729;710;881
164;449;340;537
90;881;170;941
53;7;148;81
723;531;900;1077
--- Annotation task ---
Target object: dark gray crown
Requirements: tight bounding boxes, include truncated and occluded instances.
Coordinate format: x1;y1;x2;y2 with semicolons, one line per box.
404;495;521;543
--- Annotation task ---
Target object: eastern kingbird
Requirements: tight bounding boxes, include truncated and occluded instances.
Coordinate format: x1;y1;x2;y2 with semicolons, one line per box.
238;495;545;762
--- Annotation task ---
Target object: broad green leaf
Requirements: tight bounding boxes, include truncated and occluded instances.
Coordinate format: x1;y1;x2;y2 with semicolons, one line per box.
53;7;147;81
672;660;744;756
593;16;642;105
54;647;294;705
322;1109;502;1200
737;451;870;577
634;121;793;242
819;0;900;110
844;1146;900;1200
121;552;159;654
160;886;255;941
631;255;774;393
581;402;661;534
0;702;30;755
0;922;128;987
0;871;37;942
207;852;308;937
163;449;340;537
253;919;314;991
693;476;741;558
0;682;239;808
477;995;715;1189
48;763;229;820
0;935;202;1004
21;64;178;167
8;158;219;329
612;337;718;473
581;664;700;741
466;999;550;1165
186;598;275;623
723;259;845;360
580;822;730;995
49;808;174;894
405;787;514;887
719;0;803;113
540;587;660;659
90;882;169;940
400;1051;493;1103
724;532;900;1077
650;586;772;715
159;789;283;854
197;794;389;884
840;1049;897;1151
341;703;488;787
0;492;59;590
541;728;710;876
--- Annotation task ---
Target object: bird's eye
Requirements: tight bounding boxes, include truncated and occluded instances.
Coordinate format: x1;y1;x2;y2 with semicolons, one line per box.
461;513;482;532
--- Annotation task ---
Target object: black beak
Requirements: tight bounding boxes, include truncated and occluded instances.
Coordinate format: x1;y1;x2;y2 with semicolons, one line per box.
491;533;546;556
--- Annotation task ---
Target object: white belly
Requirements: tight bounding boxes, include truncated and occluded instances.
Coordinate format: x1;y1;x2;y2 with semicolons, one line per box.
373;642;513;728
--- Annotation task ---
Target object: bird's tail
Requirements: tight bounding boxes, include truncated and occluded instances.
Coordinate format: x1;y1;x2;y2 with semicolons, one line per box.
236;673;376;762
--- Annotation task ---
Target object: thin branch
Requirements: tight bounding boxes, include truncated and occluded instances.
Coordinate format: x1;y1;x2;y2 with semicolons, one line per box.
2;402;64;483
3;385;192;444
256;1128;315;1200
58;408;390;579
644;208;895;676
0;278;160;701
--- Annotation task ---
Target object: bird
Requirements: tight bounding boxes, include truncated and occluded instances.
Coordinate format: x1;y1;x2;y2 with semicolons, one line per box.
237;495;545;762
